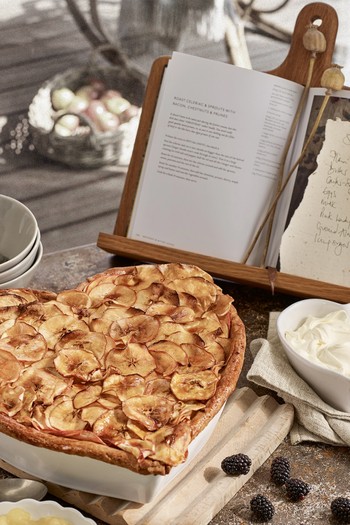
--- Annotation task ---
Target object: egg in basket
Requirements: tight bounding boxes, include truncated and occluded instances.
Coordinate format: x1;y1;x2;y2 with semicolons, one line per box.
28;50;145;169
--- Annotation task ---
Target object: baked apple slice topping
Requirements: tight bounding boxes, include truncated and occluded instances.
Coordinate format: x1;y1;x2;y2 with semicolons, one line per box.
0;349;22;385
170;370;219;401
148;340;188;367
88;283;137;307
45;397;87;431
0;333;47;362
102;373;145;401
109;314;160;343
57;290;92;309
147;421;192;466
55;330;114;360
73;385;103;409
122;395;175;431
0;384;26;418
39;314;89;349
105;343;156;377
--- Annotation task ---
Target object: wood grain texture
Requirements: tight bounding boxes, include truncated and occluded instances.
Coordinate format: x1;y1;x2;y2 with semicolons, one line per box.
269;2;339;86
114;56;170;237
97;233;350;303
0;388;294;525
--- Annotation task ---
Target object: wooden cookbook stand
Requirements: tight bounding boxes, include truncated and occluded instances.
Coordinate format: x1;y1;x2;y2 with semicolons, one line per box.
97;2;350;303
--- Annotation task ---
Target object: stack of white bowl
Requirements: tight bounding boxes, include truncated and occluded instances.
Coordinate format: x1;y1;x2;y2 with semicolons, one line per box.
0;195;43;289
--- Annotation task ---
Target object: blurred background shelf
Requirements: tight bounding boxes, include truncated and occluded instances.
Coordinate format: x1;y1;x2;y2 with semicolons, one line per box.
1;0;349;255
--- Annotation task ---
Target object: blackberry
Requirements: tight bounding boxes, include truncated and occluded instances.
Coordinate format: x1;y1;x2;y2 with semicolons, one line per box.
270;456;291;486
285;478;311;501
331;497;350;523
221;453;252;475
250;494;275;522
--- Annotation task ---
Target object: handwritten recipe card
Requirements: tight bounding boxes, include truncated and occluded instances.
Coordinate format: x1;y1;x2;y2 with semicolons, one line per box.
280;117;350;287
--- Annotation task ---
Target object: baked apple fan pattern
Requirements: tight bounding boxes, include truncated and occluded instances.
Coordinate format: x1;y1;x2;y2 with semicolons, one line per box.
0;263;245;475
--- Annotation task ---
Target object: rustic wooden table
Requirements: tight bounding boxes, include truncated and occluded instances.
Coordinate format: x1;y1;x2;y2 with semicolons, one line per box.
2;2;350;522
0;243;347;524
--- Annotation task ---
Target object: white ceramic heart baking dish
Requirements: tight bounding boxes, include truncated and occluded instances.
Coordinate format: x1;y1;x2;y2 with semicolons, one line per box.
277;298;350;412
0;406;223;504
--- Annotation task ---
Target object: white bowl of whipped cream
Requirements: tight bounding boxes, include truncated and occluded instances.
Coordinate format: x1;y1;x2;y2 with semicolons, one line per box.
277;298;350;412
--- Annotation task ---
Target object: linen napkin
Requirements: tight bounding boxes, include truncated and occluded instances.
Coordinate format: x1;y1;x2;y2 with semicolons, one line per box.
247;312;350;446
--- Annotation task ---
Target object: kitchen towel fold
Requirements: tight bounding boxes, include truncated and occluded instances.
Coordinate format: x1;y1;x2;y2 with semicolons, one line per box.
247;312;350;446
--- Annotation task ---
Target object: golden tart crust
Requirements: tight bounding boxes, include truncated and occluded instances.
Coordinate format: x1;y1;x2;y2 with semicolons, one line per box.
0;263;245;475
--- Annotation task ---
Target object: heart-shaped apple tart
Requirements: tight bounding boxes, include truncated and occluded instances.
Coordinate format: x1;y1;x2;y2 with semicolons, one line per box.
0;263;245;475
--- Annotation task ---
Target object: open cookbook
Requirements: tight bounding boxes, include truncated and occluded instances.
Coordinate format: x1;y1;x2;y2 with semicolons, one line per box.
127;52;350;289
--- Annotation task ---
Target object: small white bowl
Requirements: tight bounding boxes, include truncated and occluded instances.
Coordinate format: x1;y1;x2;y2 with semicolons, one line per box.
0;242;43;290
277;298;350;412
0;231;41;284
0;498;96;525
0;195;38;273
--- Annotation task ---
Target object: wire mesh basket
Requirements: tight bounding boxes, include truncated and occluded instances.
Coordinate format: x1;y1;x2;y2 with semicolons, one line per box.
28;51;146;169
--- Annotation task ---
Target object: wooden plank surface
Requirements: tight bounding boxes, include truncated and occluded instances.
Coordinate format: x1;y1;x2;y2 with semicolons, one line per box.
0;387;294;525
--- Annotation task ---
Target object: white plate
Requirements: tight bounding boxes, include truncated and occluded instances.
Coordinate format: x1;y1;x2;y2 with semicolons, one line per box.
0;498;96;525
0;406;223;504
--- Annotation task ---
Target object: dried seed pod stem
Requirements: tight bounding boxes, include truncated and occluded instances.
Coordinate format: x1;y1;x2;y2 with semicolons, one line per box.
257;56;316;267
254;23;327;267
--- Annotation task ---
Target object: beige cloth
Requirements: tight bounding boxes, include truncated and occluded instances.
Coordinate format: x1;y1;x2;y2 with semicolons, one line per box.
247;312;350;446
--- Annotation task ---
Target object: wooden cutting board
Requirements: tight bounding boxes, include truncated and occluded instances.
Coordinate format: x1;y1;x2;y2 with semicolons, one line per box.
0;387;294;525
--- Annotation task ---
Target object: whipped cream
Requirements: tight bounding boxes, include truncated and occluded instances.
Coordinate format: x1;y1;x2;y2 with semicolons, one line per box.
285;309;350;377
